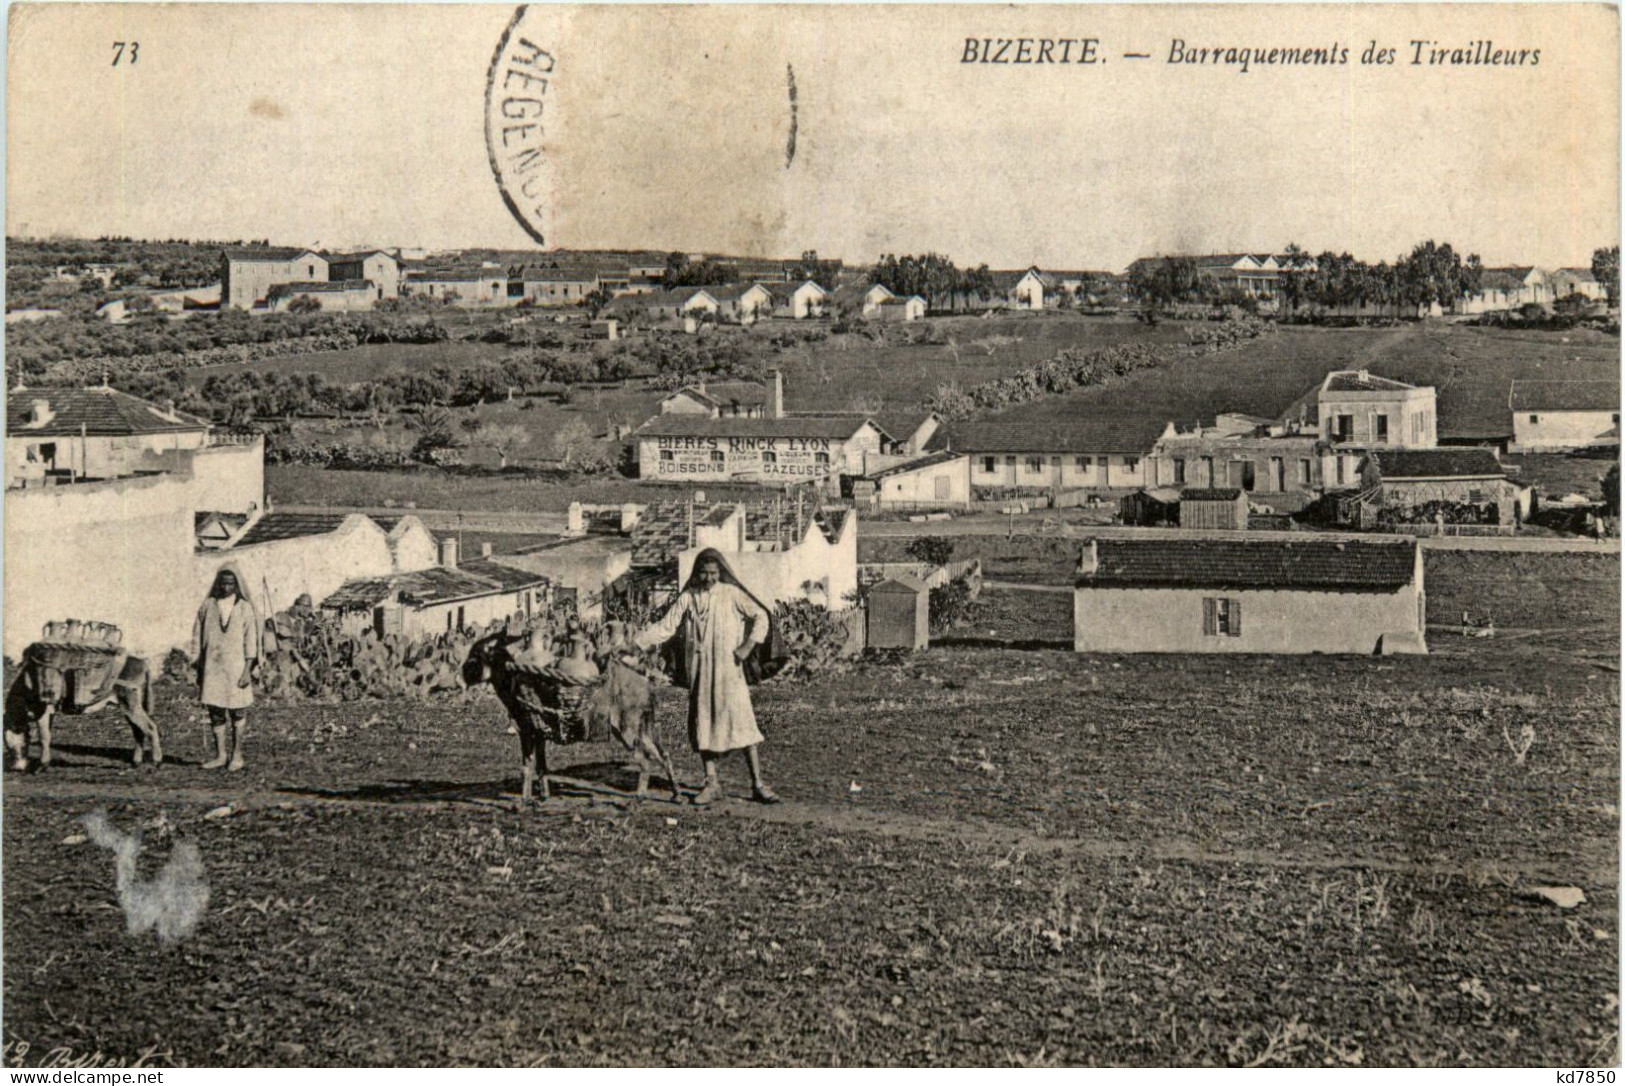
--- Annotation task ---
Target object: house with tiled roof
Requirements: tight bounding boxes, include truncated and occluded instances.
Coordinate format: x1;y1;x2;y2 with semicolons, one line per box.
659;372;783;419
325;250;402;300
1073;537;1427;655
265;279;378;314
632;414;887;483
517;265;601;307
1508;380;1621;451
1359;448;1523;526
928;408;1165;494
1549;267;1607;303
320;540;550;638
220;247;329;310
1289;369;1439;453
1462;266;1552;313
402;267;509;306
863;450;972;509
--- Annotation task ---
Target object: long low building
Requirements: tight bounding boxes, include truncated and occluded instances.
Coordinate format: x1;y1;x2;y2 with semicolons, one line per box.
1508;380;1620;452
632;415;888;484
1074;537;1427;655
929;412;1166;494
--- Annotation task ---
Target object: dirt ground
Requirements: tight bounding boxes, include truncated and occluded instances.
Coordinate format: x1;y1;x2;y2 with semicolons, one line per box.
3;551;1617;1067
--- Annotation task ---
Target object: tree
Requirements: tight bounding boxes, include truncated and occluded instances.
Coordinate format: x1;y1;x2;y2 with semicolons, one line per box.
1593;246;1619;306
482;424;531;469
1603;462;1619;518
407;405;458;459
904;536;955;567
287;294;323;314
550;417;601;468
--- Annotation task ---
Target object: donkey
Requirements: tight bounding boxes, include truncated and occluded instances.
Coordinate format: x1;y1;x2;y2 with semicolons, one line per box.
5;652;162;771
463;627;679;805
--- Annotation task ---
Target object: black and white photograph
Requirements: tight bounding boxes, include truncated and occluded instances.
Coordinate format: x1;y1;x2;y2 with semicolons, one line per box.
2;1;1620;1069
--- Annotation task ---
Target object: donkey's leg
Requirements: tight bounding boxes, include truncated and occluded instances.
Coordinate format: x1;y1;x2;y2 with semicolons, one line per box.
36;706;55;769
518;722;536;804
535;734;551;803
642;707;681;803
123;685;163;768
4;721;29;772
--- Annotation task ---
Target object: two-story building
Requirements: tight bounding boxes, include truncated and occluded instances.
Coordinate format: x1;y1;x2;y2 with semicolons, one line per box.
221;247;329;310
633;415;887;484
325;250;402;301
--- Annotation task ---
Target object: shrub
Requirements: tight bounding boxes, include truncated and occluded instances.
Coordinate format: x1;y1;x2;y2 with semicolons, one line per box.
904;536;956;567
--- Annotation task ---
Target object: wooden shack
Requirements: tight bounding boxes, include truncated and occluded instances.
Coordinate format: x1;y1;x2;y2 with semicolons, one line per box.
867;575;929;651
1178;487;1249;530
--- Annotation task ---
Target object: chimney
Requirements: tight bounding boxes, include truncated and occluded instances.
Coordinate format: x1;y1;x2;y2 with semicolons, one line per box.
771;369;784;418
29;399;53;427
1077;540;1099;577
438;536;459;568
566;501;585;535
620;502;641;533
480;542;493;559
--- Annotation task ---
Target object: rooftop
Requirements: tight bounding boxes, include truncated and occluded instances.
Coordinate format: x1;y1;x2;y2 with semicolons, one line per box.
1078;537;1418;592
1322;370;1420;394
666;380;773;408
1367;448;1507;480
868;450;963;479
1509;380;1620;413
929;410;1164;456
232;513;353;548
634;415;873;441
8;386;211;438
1180;487;1244;502
321;563;545;611
223;246;320;263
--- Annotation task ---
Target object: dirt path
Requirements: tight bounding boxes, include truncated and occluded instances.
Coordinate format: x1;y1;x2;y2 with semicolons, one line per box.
9;775;1610;887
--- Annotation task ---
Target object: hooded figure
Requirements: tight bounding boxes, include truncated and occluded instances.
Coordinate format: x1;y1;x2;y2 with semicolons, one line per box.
634;549;780;805
193;563;261;770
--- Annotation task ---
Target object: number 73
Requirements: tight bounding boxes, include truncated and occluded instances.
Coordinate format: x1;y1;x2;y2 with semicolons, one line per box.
111;41;139;66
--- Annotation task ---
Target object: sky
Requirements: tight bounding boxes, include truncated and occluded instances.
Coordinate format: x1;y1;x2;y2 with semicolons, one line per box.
6;3;1619;271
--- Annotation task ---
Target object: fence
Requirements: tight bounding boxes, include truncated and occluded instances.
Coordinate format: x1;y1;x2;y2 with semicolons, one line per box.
1377;522;1519;538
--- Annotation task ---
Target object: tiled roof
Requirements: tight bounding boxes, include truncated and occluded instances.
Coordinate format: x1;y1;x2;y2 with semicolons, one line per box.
268;279;372;295
458;559;549;592
1323;370;1417;393
701;505;736;527
630;503;698;568
634;415;870;441
406;268;502;283
223;246;319;262
674;380;772;407
232;513;352;548
522;267;600;283
327;250;397;265
1079;537;1418;592
1509;380;1619;413
1180;487;1244;502
1368;449;1506;480
8;386;211;437
1560;267;1600;282
869;450;963;479
929;411;1164;456
1484;266;1536;281
321;564;544;611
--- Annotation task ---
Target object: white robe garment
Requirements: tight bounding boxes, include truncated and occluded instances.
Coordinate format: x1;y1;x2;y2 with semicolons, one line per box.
635;582;768;754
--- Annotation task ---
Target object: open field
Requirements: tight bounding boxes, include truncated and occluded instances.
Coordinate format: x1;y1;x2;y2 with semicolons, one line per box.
3;550;1617;1066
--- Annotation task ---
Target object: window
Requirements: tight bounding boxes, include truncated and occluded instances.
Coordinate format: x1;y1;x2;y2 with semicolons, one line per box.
1468;488;1485;504
1024;456;1044;473
659;450;674;461
1122;457;1140;472
1270;457;1285;491
1076;456;1094;471
1615;414;1620;425
762;450;777;465
1374;415;1389;442
981;456;996;474
1335;414;1354;441
1004;455;1016;467
815;451;830;466
1335;458;1346;486
1298;458;1312;486
709;449;725;463
307;264;315;277
1529;414;1540;424
1200;456;1215;484
1203;597;1242;637
1172;458;1186;484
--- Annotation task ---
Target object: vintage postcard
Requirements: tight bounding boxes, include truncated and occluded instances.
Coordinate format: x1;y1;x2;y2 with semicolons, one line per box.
3;1;1620;1071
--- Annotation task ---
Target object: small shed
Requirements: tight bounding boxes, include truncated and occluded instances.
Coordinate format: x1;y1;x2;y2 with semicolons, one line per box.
867;575;929;651
1179;487;1248;530
1120;487;1181;527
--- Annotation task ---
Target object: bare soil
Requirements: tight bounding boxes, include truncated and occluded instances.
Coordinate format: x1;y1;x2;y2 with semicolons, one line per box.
3;550;1616;1067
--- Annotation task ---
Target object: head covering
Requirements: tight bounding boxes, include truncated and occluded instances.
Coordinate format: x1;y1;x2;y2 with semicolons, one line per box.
677;549;781;685
206;562;253;606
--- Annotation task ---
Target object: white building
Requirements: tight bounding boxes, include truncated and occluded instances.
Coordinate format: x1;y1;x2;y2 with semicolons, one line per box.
1288;369;1438;449
633;415;887;484
1508;380;1620;451
933;412;1166;494
867;452;972;508
221;247;328;310
1074;537;1427;655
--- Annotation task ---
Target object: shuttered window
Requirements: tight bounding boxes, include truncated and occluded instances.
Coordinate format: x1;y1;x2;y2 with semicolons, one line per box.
1204;598;1242;637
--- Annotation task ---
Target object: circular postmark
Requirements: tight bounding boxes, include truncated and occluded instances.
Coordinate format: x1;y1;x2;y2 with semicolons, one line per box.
485;5;556;246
